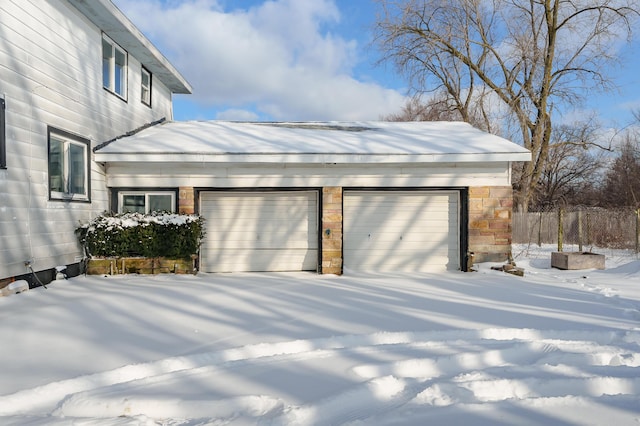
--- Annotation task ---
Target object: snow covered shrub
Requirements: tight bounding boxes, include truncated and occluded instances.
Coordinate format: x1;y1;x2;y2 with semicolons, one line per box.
77;212;205;259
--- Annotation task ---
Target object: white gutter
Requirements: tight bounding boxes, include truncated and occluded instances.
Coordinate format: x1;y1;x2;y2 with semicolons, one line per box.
94;151;532;164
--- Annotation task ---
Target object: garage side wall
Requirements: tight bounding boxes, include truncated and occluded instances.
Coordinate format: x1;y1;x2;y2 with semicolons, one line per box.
468;186;513;263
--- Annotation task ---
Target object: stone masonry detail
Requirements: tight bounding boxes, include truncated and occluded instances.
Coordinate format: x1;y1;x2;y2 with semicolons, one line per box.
468;186;513;263
322;187;343;275
178;187;195;215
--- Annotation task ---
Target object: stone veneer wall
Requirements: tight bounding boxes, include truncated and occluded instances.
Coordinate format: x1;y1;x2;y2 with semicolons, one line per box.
468;186;513;263
179;187;195;214
321;187;343;275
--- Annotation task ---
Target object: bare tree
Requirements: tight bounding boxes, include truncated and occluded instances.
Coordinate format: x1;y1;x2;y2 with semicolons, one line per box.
385;95;455;121
384;93;490;130
600;135;640;208
375;0;639;211
529;122;605;209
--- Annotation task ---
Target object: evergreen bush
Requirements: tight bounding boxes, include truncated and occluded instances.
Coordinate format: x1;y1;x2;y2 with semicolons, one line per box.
77;212;205;259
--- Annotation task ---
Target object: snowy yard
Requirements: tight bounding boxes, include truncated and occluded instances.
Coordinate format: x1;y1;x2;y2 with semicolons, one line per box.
1;245;639;425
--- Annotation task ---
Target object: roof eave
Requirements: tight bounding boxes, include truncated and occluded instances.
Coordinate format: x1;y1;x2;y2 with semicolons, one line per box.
94;152;532;164
68;0;192;94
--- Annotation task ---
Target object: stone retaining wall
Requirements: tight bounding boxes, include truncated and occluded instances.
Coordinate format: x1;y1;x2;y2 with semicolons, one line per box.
87;257;197;275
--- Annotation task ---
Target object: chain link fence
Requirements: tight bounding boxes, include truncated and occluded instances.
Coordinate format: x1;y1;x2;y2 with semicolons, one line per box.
513;207;640;252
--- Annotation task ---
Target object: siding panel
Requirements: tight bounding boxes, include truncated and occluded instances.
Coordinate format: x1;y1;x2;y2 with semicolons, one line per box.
0;0;177;279
104;163;511;188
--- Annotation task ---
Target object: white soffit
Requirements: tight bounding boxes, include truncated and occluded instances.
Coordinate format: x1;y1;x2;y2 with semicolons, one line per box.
94;120;532;164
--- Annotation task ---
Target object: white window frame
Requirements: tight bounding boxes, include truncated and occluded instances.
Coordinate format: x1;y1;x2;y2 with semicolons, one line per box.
119;191;176;213
48;128;90;202
102;34;127;99
141;66;151;107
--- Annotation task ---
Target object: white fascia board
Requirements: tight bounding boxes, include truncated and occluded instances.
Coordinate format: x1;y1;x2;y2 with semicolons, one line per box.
94;151;532;164
68;0;192;94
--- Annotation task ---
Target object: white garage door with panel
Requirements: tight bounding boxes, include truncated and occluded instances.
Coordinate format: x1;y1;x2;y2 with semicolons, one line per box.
344;191;460;272
200;191;319;272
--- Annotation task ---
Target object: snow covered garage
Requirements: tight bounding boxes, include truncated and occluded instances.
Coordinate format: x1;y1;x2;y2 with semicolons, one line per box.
94;121;530;274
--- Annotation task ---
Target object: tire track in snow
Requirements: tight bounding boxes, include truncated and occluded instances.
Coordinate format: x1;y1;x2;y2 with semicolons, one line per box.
267;338;640;425
0;329;638;424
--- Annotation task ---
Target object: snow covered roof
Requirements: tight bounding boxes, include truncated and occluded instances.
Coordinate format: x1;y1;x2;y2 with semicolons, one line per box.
94;120;531;164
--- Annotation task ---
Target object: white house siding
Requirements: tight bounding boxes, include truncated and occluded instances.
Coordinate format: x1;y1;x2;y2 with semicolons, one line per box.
103;162;512;188
0;0;176;280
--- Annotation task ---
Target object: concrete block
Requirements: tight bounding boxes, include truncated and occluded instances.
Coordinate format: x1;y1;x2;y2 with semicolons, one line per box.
470;219;489;230
1;280;29;296
489;220;509;229
483;198;501;208
489;187;513;198
468;199;484;212
469;187;490;197
551;252;605;270
494;209;511;219
322;213;343;223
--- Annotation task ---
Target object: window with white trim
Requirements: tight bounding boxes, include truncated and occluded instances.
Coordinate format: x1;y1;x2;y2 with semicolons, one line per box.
102;34;127;99
141;67;151;106
119;192;175;213
48;128;90;201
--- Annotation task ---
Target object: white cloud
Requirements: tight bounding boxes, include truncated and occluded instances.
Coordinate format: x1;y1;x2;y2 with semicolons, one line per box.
215;108;259;121
114;0;406;120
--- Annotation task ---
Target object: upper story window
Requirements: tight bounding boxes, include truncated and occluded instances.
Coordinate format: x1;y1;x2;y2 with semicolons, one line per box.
0;98;6;169
141;67;152;107
48;127;90;202
102;34;127;99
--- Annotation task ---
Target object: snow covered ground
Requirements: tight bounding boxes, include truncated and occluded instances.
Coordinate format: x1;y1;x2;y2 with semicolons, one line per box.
1;244;639;425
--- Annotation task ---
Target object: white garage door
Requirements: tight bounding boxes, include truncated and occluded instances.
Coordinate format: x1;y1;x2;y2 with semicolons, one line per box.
200;191;318;272
344;191;459;272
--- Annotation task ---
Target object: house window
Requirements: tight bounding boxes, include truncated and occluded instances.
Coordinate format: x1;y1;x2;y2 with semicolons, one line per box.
119;192;175;213
0;98;5;169
141;67;151;106
102;34;127;99
48;128;90;201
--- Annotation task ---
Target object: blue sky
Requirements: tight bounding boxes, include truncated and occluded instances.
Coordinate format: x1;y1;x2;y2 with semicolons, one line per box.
113;0;640;127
